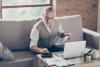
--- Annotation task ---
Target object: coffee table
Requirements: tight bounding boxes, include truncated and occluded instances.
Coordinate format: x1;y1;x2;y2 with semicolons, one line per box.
37;50;100;67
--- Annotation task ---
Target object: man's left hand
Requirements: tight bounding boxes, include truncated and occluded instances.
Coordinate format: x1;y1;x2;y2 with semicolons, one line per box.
66;33;72;36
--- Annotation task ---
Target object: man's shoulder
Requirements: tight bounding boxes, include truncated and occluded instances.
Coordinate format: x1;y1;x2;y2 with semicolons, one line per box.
34;19;43;27
32;19;44;32
54;19;61;26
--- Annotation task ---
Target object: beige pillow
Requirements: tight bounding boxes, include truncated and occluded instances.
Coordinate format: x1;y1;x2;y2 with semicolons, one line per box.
0;42;15;61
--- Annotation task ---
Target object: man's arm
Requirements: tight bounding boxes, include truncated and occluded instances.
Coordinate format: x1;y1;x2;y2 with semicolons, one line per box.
58;24;65;34
31;45;49;53
30;25;49;53
58;24;72;37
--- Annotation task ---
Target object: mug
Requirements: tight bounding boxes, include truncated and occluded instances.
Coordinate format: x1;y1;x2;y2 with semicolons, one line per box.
92;50;100;60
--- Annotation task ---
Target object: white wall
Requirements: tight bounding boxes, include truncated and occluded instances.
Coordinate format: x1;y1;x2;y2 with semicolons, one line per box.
97;0;100;32
0;0;1;19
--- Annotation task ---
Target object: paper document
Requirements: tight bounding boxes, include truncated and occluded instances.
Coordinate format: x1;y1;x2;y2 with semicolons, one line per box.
44;56;74;66
55;36;70;45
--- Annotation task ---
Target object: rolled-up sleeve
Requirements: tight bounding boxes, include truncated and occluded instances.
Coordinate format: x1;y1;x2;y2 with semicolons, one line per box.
30;26;39;48
58;24;64;33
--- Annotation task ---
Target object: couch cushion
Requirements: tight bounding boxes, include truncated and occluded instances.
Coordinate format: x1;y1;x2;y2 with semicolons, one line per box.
56;15;83;42
0;19;39;51
0;51;36;67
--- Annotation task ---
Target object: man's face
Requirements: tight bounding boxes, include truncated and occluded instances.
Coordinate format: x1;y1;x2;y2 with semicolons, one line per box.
45;10;55;24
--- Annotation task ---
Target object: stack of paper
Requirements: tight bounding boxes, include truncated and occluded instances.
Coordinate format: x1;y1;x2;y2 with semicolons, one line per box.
44;56;74;66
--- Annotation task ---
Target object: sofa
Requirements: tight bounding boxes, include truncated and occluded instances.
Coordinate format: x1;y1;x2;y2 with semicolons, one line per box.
0;15;100;67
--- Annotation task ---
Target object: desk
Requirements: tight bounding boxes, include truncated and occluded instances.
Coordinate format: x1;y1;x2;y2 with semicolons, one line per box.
37;51;100;67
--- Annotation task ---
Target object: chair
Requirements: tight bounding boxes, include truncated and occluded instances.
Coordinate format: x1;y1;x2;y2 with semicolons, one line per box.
56;15;100;49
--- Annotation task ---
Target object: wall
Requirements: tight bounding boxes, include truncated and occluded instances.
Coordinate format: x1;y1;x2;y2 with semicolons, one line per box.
0;0;1;19
97;0;100;32
56;0;98;31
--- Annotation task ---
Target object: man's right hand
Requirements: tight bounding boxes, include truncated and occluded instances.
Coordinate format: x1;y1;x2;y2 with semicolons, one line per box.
39;48;49;54
31;45;50;54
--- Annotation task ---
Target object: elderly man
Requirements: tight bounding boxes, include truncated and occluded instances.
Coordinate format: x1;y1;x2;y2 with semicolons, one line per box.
30;6;71;54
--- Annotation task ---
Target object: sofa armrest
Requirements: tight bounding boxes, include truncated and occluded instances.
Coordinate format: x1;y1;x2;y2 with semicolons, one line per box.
83;28;100;49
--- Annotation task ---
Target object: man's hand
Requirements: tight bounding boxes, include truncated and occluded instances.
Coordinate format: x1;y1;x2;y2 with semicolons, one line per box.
66;33;72;36
65;33;72;39
31;45;49;54
39;48;49;53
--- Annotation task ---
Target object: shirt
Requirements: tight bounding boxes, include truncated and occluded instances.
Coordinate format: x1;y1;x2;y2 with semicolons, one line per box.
30;19;64;48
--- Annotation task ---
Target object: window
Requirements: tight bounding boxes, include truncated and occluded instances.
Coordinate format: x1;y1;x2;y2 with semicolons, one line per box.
1;0;53;20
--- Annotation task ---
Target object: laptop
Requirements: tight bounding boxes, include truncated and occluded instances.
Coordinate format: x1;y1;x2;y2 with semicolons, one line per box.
63;41;86;59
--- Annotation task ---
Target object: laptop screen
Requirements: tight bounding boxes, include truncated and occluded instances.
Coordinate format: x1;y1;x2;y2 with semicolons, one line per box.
63;41;86;58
